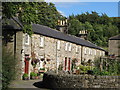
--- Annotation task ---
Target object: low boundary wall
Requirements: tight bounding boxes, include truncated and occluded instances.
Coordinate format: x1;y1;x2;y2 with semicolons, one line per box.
43;72;120;88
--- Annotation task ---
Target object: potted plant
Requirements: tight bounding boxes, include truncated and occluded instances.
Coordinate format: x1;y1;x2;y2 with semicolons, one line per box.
30;72;37;80
22;73;29;80
39;68;45;73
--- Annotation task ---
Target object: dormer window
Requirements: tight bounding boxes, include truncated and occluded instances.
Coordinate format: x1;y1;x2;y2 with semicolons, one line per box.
25;33;29;45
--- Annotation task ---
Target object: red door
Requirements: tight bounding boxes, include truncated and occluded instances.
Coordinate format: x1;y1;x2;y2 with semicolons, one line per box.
24;59;29;74
68;58;71;71
64;57;67;71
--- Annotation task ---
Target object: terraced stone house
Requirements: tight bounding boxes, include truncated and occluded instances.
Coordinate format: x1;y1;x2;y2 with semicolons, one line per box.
2;17;105;79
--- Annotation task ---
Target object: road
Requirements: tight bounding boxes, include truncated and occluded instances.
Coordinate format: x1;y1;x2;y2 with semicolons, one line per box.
9;79;50;90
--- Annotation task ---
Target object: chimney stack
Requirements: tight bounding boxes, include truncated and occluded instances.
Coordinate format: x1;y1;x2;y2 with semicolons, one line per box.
78;30;88;40
56;19;68;34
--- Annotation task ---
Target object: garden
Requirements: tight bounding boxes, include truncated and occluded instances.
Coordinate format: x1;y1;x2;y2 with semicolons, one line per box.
71;58;120;76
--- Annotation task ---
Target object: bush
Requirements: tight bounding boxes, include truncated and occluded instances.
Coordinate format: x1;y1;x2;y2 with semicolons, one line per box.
40;68;45;70
93;58;120;76
30;72;37;77
2;47;17;89
77;65;94;74
23;73;28;77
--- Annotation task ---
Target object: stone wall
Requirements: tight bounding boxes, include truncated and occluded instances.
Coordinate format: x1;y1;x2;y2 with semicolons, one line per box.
109;40;120;56
28;33;105;72
43;72;120;88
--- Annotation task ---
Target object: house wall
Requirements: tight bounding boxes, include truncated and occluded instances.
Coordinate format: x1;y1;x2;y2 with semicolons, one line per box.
3;30;105;79
23;33;105;75
109;40;120;56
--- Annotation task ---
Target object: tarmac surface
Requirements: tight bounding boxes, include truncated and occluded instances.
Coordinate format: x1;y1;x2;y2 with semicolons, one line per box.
9;79;50;90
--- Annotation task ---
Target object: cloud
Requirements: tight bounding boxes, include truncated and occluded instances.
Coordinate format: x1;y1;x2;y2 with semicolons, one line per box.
58;10;66;17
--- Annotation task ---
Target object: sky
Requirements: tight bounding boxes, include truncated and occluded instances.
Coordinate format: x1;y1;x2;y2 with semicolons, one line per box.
54;2;119;17
45;0;120;17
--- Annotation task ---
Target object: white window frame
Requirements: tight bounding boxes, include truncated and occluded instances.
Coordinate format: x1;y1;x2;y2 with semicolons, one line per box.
40;36;44;47
68;43;72;51
84;47;87;54
100;51;102;56
65;42;68;51
90;49;92;55
94;50;96;55
76;46;79;53
89;48;91;55
25;33;29;45
57;40;61;50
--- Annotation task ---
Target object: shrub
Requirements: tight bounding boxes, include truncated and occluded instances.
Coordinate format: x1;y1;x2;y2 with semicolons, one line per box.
30;72;37;77
40;68;45;71
77;65;94;74
93;58;120;76
23;73;28;77
2;47;17;89
58;64;63;71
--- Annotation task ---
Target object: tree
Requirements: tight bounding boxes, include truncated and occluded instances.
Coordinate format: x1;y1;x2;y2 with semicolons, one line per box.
68;18;83;35
68;11;120;48
2;2;63;35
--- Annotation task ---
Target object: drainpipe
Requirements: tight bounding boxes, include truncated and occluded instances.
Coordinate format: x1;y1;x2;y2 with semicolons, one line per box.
56;40;58;74
21;33;25;80
81;46;83;64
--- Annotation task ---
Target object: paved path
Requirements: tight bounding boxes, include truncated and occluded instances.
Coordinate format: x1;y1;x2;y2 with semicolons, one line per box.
9;79;50;90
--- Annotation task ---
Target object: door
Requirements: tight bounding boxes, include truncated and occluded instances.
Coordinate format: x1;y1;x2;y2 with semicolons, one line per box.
64;57;67;71
24;59;29;74
68;58;71;71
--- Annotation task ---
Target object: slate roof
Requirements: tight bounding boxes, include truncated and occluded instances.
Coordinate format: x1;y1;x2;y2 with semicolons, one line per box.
33;24;105;51
109;35;120;40
2;17;105;51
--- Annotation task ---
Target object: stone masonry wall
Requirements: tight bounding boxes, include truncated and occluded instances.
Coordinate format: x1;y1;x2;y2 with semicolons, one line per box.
23;34;104;73
109;40;120;56
43;72;120;88
23;33;105;73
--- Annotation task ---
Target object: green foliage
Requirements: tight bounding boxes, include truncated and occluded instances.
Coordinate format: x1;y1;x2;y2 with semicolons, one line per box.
30;72;37;77
40;68;45;70
93;58;120;76
2;2;63;35
23;73;28;78
2;47;17;89
58;64;63;71
77;65;94;74
71;58;78;70
68;11;120;47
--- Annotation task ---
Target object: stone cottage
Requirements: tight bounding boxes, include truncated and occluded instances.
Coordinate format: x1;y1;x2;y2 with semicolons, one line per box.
2;17;105;79
109;34;120;57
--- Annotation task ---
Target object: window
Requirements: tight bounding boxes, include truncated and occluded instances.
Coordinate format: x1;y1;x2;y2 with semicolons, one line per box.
90;49;92;55
76;46;78;53
68;43;72;51
84;48;87;54
103;52;105;56
65;42;68;51
94;50;96;55
25;34;29;45
57;40;60;50
40;36;44;47
89;48;91;55
100;51;102;56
